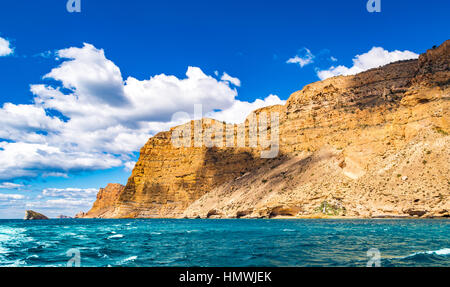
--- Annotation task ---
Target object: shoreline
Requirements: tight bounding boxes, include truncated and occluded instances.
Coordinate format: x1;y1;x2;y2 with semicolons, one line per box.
3;217;450;220
42;216;450;220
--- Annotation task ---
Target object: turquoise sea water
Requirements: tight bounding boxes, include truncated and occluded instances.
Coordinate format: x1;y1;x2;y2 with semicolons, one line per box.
0;219;449;267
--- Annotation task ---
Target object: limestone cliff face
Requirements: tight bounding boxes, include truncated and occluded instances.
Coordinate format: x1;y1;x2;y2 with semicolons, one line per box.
85;40;450;219
81;183;124;218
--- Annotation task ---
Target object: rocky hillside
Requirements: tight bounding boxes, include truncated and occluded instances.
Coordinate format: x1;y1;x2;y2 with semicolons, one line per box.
76;183;124;218
81;40;449;219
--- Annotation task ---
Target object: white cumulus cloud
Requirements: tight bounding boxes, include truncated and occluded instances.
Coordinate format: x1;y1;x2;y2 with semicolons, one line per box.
0;37;13;56
317;47;419;80
206;94;285;124
220;72;241;87
0;43;282;181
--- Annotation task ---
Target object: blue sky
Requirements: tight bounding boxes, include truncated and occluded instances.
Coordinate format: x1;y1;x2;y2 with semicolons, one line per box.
0;0;448;218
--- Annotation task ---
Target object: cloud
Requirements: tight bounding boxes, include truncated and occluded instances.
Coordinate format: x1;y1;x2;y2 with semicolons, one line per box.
317;47;419;80
19;187;99;217
0;43;280;181
0;187;100;218
44;43;127;106
0;141;122;180
42;172;69;178
42;187;98;198
25;197;94;209
0;37;13;56
0;182;24;189
124;161;136;172
0;193;24;200
220;72;241;87
206;94;285;124
287;48;314;67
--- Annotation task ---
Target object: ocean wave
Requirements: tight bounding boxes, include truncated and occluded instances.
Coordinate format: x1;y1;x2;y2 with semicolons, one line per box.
0;219;449;267
0;227;26;236
0;246;9;255
107;234;124;239
0;228;27;243
0;226;29;257
1;259;26;267
119;256;138;265
402;248;450;259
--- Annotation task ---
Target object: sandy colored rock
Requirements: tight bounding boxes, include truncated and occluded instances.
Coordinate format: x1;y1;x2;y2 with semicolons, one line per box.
85;40;450;219
80;183;125;218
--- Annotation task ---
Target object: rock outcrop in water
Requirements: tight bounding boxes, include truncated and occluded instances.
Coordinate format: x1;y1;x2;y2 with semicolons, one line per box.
24;210;49;220
82;40;450;219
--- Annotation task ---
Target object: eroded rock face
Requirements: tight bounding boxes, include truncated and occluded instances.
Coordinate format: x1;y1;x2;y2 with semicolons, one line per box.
86;40;450;219
24;210;49;220
80;183;125;218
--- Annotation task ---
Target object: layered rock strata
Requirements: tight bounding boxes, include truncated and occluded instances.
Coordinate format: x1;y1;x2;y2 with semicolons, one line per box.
82;40;449;219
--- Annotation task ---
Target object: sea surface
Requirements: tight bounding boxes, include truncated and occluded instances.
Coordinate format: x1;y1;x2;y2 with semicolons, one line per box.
0;219;449;267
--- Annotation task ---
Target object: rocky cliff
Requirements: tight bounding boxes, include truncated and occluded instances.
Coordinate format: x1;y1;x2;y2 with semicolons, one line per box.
83;40;449;219
79;183;124;218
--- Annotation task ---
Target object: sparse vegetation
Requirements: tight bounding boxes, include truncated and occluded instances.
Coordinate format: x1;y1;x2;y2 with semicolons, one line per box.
314;201;346;216
434;126;449;136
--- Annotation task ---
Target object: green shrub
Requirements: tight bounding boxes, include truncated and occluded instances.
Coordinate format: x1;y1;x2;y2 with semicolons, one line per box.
314;201;346;216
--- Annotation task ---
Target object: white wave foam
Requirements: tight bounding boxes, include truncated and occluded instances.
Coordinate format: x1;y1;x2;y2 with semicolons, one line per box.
107;234;124;239
403;248;450;258
0;226;28;257
0;227;26;235
120;256;137;264
0;246;9;254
